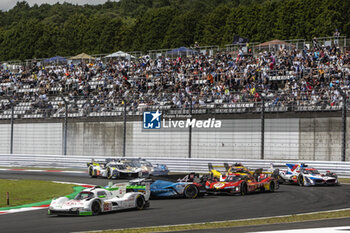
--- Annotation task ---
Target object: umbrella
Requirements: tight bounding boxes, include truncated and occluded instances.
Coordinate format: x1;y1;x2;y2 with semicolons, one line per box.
105;51;135;59
69;53;95;60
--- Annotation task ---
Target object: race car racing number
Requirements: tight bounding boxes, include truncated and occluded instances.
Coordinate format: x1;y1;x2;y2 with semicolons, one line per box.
104;202;112;211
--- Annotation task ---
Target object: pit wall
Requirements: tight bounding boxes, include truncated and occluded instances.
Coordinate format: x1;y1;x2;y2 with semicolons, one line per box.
0;117;347;161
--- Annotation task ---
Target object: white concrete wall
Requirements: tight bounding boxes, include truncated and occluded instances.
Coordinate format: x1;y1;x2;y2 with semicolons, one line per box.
13;123;62;155
299;118;342;161
264;119;299;160
0;124;10;154
0;117;347;161
67;122;124;156
191;119;261;159
127;122;189;157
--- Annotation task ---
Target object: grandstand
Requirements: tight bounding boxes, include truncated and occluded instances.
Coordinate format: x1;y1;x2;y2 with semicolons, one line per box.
0;36;349;120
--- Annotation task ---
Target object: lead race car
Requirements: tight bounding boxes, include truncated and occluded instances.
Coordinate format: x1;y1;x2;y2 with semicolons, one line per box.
48;182;150;216
272;163;340;186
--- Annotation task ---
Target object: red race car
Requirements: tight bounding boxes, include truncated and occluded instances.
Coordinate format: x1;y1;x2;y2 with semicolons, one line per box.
205;169;279;195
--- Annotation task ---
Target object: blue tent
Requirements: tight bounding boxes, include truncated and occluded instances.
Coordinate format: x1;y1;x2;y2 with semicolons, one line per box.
167;47;197;55
43;56;67;64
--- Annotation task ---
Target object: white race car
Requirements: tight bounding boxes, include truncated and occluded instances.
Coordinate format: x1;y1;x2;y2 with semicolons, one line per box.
48;183;150;216
272;163;339;186
120;158;169;177
87;159;142;179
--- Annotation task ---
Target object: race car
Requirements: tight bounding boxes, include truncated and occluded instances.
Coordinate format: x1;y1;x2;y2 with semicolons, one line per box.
205;168;279;195
208;162;253;180
139;159;169;176
119;158;169;177
48;183;150;216
87;159;142;179
274;163;339;186
129;173;207;199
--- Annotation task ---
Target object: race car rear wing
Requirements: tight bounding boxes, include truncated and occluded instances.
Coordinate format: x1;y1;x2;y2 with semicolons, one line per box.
208;163;228;171
124;180;151;201
86;158;117;167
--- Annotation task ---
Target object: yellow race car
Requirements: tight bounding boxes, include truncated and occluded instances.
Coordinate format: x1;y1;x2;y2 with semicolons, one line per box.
208;163;270;180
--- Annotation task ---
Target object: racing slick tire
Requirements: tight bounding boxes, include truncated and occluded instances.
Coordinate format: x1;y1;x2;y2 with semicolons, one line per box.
89;166;97;178
91;201;101;216
269;181;275;192
107;167;112;179
277;175;285;184
184;184;199;199
240;182;248;196
136;195;146;210
298;175;304;186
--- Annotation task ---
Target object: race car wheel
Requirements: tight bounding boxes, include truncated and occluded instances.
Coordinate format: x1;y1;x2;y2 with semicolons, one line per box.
91;201;101;216
278;175;285;184
184;184;199;199
107;168;112;179
298;175;304;186
240;182;248;196
269;181;275;192
89;166;96;178
136;195;145;210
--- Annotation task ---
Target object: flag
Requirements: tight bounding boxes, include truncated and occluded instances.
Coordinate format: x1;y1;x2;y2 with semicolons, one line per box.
233;35;249;44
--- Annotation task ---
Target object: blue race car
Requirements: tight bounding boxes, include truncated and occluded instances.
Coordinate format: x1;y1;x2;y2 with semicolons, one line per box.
130;173;207;199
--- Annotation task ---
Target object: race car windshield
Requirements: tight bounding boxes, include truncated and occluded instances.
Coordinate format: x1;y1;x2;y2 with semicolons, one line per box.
141;161;152;166
230;168;249;173
304;169;320;175
225;175;242;182
74;192;94;200
117;165;127;169
123;162;134;167
131;160;141;167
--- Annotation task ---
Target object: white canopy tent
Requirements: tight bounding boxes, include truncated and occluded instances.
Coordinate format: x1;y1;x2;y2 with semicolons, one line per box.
105;51;135;59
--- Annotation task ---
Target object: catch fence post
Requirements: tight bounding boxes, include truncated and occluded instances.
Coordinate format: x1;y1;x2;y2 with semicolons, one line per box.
189;101;192;159
342;92;347;162
261;97;265;160
123;99;126;157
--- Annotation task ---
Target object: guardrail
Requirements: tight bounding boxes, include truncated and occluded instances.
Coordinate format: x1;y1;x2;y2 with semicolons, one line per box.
1;154;350;178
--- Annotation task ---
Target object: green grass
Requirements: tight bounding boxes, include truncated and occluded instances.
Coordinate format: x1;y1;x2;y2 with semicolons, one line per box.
88;209;350;233
0;179;76;207
339;178;350;183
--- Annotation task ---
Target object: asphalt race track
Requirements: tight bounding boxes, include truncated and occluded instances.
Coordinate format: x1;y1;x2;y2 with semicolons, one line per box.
1;170;350;233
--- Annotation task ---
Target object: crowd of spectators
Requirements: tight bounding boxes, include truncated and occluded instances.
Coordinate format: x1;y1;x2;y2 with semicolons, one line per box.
0;40;349;118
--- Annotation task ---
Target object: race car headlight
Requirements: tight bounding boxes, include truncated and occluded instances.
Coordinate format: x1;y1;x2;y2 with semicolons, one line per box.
305;177;314;184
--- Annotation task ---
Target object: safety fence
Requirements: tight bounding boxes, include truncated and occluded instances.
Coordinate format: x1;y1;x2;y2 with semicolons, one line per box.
0;154;350;178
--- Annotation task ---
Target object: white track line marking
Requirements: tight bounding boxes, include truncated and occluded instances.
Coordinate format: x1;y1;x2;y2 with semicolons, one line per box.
77;208;350;233
249;226;350;233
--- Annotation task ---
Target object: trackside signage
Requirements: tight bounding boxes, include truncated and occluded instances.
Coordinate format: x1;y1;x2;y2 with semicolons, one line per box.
143;110;222;130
